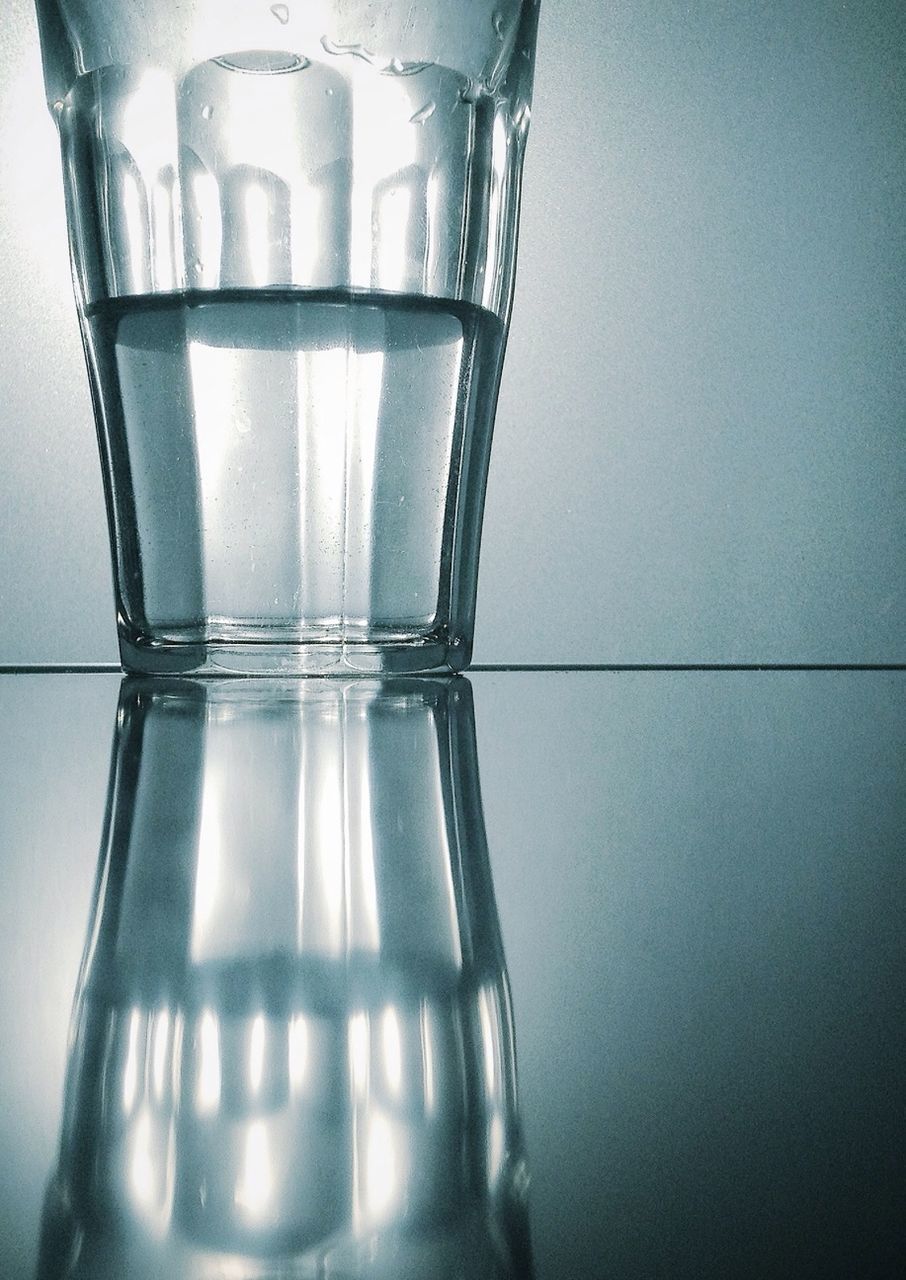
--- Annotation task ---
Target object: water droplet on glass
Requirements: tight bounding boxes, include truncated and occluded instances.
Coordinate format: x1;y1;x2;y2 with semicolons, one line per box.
52;99;64;115
321;36;377;65
193;259;204;273
321;38;430;75
410;101;436;125
383;56;433;76
493;12;506;39
201;103;213;119
270;3;290;24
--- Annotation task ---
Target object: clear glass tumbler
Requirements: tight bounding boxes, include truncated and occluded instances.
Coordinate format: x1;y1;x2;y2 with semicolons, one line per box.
34;1;539;674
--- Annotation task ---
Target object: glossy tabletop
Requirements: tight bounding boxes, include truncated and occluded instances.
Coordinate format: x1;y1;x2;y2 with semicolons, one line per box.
0;670;903;1279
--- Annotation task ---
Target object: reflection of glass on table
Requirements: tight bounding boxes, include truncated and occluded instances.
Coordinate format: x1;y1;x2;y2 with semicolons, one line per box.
38;676;533;1279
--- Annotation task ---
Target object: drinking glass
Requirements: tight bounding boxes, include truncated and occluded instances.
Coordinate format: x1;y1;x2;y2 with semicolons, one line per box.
34;1;539;674
38;676;532;1277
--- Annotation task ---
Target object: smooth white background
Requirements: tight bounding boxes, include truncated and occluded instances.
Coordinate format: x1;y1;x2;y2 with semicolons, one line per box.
1;0;903;663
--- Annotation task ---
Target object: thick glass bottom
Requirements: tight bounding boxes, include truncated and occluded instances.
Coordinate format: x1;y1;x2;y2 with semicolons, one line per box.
118;627;470;676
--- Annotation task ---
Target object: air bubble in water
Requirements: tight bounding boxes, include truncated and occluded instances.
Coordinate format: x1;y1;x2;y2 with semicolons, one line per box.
201;104;213;119
493;12;506;38
270;3;290;24
410;101;436;125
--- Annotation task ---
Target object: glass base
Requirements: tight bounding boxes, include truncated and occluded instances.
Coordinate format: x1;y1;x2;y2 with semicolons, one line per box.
117;629;470;676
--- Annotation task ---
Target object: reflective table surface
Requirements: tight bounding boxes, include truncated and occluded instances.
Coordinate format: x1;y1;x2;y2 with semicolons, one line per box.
0;670;903;1279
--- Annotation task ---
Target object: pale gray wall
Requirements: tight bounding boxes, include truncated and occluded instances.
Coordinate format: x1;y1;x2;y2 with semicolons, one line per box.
1;0;903;664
